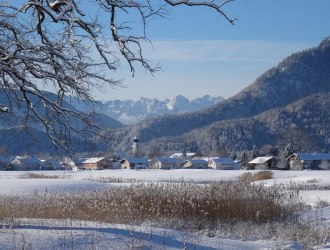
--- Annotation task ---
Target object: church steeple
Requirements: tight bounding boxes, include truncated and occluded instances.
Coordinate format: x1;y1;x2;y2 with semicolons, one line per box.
132;136;139;156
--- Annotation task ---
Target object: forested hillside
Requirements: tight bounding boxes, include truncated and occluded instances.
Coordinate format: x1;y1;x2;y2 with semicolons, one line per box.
137;92;330;154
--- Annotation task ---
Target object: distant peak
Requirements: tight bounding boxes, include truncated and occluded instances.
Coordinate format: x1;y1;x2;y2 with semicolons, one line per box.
174;95;189;101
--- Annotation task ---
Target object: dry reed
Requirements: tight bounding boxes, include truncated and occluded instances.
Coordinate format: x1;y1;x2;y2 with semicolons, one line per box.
239;171;273;183
0;181;298;228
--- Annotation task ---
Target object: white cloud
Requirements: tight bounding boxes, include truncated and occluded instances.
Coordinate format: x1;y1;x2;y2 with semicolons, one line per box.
144;40;312;63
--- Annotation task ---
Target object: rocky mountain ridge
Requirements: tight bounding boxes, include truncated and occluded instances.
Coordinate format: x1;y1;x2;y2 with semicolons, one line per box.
66;95;224;125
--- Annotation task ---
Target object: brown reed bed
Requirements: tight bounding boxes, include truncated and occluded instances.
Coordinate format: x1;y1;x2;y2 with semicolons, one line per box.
0;181;299;227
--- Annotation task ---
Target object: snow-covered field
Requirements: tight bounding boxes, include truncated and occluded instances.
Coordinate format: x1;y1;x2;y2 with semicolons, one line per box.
1;218;312;250
0;169;329;249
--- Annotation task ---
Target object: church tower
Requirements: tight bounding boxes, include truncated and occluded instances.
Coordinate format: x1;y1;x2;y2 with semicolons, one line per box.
132;136;139;156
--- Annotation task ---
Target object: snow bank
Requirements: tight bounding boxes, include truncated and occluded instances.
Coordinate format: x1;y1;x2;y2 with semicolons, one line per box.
0;219;301;250
0;179;109;196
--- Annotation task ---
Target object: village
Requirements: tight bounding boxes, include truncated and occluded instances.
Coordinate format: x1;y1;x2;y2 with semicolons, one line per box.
1;149;330;172
1;134;330;172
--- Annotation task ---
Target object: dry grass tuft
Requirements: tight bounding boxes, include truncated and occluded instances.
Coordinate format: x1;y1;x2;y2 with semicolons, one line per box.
254;171;273;181
17;172;71;179
239;171;273;183
18;173;60;179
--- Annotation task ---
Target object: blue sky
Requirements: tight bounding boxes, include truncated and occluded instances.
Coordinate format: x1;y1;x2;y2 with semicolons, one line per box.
92;0;330;101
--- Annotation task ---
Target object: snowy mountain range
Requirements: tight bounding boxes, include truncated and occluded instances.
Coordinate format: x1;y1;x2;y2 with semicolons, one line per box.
66;95;224;124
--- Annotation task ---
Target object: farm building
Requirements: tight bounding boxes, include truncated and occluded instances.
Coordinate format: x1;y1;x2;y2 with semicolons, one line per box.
120;158;149;170
82;157;106;170
208;157;240;170
181;159;209;169
22;156;42;170
248;156;275;170
153;157;182;170
287;153;330;170
40;159;62;170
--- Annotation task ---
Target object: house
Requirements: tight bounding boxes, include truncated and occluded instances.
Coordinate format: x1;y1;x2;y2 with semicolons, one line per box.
287;153;330;170
0;156;10;170
181;159;209;169
82;157;106;170
248;156;275;170
111;161;121;169
61;158;78;171
9;157;24;170
153;157;182;170
22;156;42;170
120;158;149;170
75;158;88;169
41;159;62;170
208;157;240;170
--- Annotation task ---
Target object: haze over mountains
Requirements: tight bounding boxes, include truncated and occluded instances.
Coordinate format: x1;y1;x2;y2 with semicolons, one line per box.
66;95;224;125
105;36;330;154
0;91;123;130
0;91;122;155
0;92;223;154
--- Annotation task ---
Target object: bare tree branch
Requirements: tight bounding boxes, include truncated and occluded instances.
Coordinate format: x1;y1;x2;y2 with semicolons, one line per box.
0;0;235;154
164;0;237;24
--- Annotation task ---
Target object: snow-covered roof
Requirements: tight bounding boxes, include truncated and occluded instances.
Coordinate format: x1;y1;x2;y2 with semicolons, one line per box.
192;157;208;161
10;158;22;165
47;159;61;164
210;157;236;164
23;157;42;164
11;155;27;161
156;157;181;164
184;159;208;164
44;159;62;166
120;158;149;164
83;157;105;164
292;153;330;161
249;156;273;164
76;158;88;164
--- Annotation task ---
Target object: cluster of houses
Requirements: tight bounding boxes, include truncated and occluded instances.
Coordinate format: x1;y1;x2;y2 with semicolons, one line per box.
0;153;239;171
0;155;65;171
120;152;330;171
1;151;330;171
